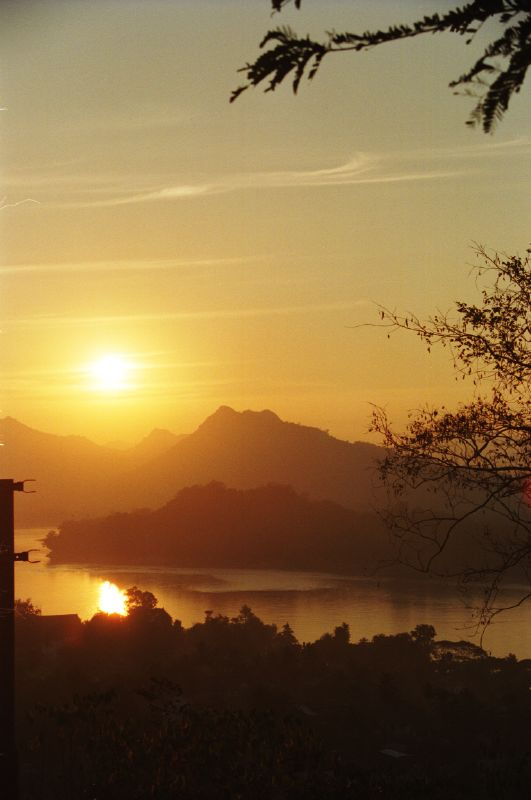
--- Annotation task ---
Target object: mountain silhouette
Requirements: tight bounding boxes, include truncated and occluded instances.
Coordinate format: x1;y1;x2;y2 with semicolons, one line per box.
1;407;384;525
0;417;179;524
0;417;121;523
47;482;387;572
126;428;185;466
118;406;383;513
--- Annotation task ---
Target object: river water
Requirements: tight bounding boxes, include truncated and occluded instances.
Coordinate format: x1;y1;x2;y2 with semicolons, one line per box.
14;529;531;658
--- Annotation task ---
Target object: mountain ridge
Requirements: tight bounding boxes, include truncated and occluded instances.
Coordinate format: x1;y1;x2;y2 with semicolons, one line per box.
1;407;383;524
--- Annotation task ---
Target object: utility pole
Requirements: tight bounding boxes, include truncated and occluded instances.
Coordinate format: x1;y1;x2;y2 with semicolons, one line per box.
0;479;30;800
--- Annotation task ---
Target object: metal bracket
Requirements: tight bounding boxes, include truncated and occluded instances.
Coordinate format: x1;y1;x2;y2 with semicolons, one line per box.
13;479;36;493
14;550;40;564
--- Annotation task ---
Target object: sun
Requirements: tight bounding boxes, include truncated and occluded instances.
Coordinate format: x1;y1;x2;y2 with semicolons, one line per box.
88;354;134;392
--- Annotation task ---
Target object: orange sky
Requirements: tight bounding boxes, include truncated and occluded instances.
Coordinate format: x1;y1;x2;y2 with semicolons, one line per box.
1;1;529;445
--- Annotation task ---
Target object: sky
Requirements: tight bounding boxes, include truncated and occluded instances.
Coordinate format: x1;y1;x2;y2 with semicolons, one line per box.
0;0;529;445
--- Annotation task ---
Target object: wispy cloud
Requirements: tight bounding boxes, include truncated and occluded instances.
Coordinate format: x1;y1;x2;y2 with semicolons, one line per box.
0;255;263;276
0;197;40;211
411;137;531;161
237;154;376;188
8;138;528;210
2;300;369;329
86;183;215;206
0;357;244;397
240;154;460;189
58;152;463;207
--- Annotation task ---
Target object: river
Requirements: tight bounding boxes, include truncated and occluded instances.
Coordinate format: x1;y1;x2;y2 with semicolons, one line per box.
14;529;531;658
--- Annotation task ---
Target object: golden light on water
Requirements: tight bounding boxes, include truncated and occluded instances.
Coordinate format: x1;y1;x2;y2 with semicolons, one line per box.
98;581;128;616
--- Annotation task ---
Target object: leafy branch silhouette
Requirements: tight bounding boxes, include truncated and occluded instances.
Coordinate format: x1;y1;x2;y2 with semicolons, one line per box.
232;1;531;133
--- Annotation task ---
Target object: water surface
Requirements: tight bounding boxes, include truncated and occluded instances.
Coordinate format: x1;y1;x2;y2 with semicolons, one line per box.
15;529;531;658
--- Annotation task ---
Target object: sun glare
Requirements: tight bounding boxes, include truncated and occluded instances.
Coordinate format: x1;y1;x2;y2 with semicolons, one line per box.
98;581;128;616
88;354;133;392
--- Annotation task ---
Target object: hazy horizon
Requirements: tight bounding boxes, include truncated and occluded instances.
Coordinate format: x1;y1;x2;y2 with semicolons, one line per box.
1;402;379;447
1;1;529;446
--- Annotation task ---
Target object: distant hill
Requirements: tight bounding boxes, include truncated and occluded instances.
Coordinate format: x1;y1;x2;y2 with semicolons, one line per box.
0;417;181;524
46;482;388;573
1;407;384;525
115;406;384;513
0;417;121;524
125;428;186;466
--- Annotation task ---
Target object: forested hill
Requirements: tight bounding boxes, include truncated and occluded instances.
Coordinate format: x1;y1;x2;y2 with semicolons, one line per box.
46;482;387;573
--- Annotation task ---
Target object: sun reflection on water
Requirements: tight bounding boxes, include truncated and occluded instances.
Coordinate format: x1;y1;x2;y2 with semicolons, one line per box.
98;581;128;616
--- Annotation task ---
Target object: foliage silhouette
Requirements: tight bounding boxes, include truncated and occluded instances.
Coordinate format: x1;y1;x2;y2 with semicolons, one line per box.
232;1;531;132
16;600;531;799
15;598;41;618
126;585;158;611
370;246;530;629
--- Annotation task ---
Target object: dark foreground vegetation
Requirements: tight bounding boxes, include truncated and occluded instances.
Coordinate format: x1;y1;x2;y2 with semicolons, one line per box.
16;590;531;799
